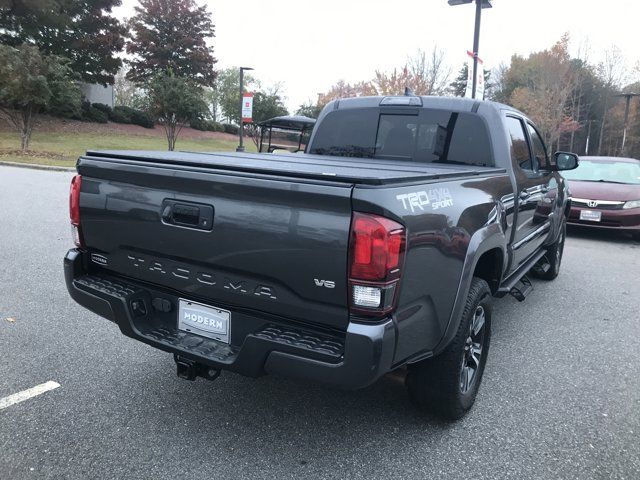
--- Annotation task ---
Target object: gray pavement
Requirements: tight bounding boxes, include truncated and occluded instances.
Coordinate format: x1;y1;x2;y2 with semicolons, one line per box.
1;165;639;480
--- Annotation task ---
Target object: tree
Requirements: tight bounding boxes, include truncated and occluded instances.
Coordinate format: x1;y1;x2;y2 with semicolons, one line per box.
296;102;322;119
126;0;218;87
0;44;81;151
215;68;259;123
252;91;288;123
373;47;452;96
245;91;289;149
146;71;208;151
114;68;147;109
318;80;377;107
448;63;492;98
496;34;578;149
595;46;627;154
0;0;125;85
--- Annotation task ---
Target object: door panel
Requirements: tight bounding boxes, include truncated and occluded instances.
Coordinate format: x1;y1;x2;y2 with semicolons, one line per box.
505;116;554;269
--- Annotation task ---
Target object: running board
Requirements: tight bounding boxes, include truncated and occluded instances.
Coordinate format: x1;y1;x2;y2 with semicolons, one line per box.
497;250;546;298
509;276;532;302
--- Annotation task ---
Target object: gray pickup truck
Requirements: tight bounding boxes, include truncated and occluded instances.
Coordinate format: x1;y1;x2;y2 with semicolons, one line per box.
64;95;578;419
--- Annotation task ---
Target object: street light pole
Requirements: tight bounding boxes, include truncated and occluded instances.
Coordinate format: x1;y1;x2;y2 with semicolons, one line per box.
448;0;492;100
614;93;640;156
471;0;482;99
236;66;254;152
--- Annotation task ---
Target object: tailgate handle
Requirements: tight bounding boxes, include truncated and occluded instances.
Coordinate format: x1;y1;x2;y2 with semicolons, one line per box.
161;200;214;231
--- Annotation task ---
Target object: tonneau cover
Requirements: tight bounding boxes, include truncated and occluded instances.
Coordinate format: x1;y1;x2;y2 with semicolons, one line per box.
83;150;506;186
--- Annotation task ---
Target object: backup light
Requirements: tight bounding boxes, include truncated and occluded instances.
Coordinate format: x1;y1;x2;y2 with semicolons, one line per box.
353;285;382;308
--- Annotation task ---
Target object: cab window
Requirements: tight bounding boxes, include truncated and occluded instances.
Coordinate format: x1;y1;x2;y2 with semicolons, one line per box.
505;116;532;171
527;123;549;170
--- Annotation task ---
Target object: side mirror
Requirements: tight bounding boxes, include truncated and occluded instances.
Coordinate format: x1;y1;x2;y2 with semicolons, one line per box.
553;151;579;171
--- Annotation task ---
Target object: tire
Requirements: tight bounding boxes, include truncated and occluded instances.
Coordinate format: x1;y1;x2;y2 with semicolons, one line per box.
533;223;566;280
405;277;492;420
632;231;640;242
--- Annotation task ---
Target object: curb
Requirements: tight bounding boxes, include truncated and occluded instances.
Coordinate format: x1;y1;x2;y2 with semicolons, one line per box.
0;160;75;172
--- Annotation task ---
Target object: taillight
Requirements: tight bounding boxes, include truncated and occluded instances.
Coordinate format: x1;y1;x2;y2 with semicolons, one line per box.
348;212;405;317
69;174;83;247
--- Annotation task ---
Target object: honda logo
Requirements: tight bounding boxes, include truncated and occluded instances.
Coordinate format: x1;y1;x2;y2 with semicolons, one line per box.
587;200;598;208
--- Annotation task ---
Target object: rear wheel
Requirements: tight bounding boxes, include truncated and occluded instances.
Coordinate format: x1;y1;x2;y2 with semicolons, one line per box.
405;278;491;420
533;223;566;280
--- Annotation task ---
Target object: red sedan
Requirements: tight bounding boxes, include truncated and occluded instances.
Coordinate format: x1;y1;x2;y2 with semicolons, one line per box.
562;156;640;240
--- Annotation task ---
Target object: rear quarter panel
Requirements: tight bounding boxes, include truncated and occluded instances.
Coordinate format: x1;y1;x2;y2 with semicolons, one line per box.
353;172;514;363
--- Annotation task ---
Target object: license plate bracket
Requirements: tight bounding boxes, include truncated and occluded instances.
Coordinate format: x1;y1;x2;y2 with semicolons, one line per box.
579;210;602;222
178;299;230;343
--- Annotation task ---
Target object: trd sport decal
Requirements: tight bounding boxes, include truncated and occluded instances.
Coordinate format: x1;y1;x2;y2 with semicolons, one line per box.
396;188;454;212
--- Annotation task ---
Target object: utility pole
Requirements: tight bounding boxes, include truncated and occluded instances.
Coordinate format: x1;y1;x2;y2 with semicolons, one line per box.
614;92;640;156
236;66;254;152
448;0;492;99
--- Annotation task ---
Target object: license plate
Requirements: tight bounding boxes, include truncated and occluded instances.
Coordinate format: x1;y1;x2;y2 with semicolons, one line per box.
178;299;230;343
579;210;602;222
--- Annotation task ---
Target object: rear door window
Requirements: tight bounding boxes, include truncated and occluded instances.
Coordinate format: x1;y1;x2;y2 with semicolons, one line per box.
505;116;533;171
527;123;549;170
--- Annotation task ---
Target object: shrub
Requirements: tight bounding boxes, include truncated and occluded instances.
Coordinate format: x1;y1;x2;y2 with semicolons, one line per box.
109;105;153;128
222;123;239;135
91;102;113;116
110;106;132;124
190;118;225;132
190;117;211;131
81;101;108;123
130;109;154;128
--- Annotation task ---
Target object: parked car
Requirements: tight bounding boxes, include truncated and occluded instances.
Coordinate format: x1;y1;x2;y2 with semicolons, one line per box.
64;95;578;420
562;156;640;240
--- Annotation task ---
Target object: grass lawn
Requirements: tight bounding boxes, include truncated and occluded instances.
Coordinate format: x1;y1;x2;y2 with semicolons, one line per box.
0;131;250;168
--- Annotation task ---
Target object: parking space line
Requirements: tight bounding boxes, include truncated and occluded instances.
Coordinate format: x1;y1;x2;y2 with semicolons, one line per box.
0;381;60;410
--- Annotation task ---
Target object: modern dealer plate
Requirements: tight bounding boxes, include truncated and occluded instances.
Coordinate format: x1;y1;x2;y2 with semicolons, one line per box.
579;210;602;222
178;299;230;343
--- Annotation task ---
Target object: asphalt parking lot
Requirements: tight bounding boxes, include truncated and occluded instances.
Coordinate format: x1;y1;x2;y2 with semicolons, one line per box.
1;165;639;480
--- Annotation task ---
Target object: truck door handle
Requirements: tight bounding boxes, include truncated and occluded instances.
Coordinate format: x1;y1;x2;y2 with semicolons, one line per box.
161;200;214;231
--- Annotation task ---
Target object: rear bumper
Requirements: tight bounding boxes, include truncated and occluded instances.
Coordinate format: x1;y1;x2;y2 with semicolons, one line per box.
64;249;396;389
567;206;640;231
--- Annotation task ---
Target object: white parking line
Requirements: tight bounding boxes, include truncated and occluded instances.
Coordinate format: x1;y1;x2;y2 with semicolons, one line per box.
0;381;60;410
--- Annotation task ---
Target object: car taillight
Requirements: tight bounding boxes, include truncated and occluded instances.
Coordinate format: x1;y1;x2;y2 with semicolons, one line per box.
69;174;83;247
349;212;405;317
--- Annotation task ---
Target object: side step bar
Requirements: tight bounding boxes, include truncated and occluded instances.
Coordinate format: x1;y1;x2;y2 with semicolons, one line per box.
509;276;532;302
497;250;546;300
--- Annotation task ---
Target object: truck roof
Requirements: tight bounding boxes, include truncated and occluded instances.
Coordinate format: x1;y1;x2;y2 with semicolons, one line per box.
326;95;523;116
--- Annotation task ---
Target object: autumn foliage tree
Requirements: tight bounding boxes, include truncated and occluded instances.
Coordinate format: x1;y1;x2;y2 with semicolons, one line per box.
316;47;452;109
495;35;578;149
126;0;218;87
0;0;125;84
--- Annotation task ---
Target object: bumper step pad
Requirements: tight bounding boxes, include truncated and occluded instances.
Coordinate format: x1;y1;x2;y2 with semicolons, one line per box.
71;272;344;368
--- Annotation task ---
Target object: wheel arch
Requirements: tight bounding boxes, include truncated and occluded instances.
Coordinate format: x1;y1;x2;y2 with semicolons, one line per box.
431;223;506;356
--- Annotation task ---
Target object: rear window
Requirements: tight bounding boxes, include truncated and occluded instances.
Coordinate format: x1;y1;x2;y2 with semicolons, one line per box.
309;108;494;167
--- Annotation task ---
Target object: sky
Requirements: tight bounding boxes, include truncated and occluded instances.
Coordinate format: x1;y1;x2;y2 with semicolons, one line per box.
113;0;640;112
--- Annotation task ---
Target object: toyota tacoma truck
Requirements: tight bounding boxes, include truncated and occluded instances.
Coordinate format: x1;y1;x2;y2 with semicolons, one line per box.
64;95;579;419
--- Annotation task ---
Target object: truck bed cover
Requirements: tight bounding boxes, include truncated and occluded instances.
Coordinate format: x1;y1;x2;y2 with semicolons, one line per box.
82;150;506;186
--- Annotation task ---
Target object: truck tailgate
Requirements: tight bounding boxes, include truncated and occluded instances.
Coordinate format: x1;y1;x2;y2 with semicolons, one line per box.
77;156;353;330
